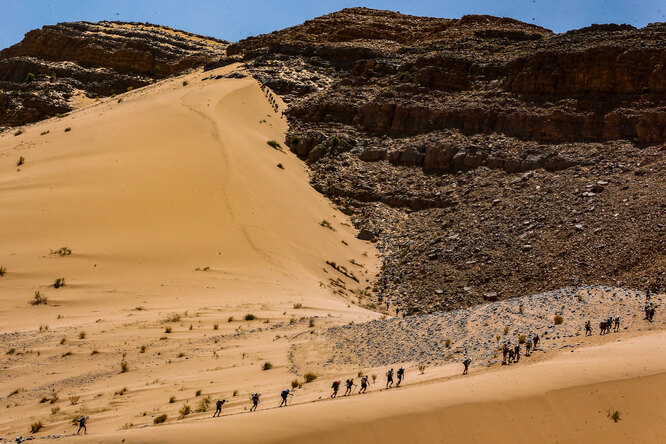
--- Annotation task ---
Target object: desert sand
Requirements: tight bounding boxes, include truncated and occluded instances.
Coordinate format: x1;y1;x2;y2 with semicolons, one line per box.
1;64;664;443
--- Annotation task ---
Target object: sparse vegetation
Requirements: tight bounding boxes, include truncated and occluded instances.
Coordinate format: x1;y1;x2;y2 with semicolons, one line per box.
444;338;452;348
577;294;584;302
195;389;202;396
518;334;526;344
262;361;273;371
418;365;426;374
60;337;66;345
291;379;300;389
319;219;335;230
69;395;80;405
277;163;284;169
213;323;219;330
90;349;99;355
17;156;25;166
30;421;43;433
166;312;182;322
53;278;66;288
25;73;36;83
232;390;238;397
140;345;146;353
503;325;510;335
40;130;50;135
177;352;185;358
608;410;621;422
290;136;301;145
244;314;255;321
55;113;68;118
115;387;127;396
182;80;188;86
303;372;317;383
154;413;167;424
165;326;172;334
78;331;86;339
329;136;340;146
518;304;524;314
51;407;60;415
325;261;358;282
554;315;564;325
308;319;315;328
178;404;191;418
30;291;48;305
169;396;176;403
0;266;5;276
6;347;16;355
120;360;129;373
227;316;234;322
9;388;22;397
64;127;71;132
62;351;72;357
196;396;211;412
371;374;377;382
266;140;281;150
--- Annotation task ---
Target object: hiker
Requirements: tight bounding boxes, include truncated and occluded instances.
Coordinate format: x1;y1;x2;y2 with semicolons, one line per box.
584;320;592;336
647;305;655;322
396;367;405;387
502;343;509;365
614;316;620;332
359;375;370;394
463;358;472;375
508;348;514;364
213;399;227;417
525;337;532;356
607;317;613;334
513;344;520;363
533;334;540;350
331;380;341;398
76;416;88;435
599;320;606;335
250;393;260;412
279;389;292;407
344;378;356;396
386;368;394;389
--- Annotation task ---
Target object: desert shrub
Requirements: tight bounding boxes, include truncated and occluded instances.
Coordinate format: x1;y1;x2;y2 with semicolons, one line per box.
554;315;564;325
30;421;43;433
61;351;72;357
293;302;302;309
69;395;79;405
120;360;129;373
319;220;334;230
53;278;66;288
140;345;146;353
418;364;426;374
115;387;127;396
303;372;317;383
444;339;452;348
17;156;25;166
495;335;501;341
78;331;86;339
30;291;48;305
50;247;72;256
90;349;99;355
0;266;5;276
503;325;510;335
329;136;340;146
6;348;16;355
371;374;377;382
49;391;58;403
168;395;176;403
518;304;524;314
290;136;301;145
608;410;621;422
166;312;182;322
39;324;49;332
154;413;167;424
227;316;234;322
51;407;60;415
244;314;255;321
177;352;185;358
196;396;211;412
178;404;191;418
262;361;273;371
60;337;66;345
64;127;71;132
577;294;584;302
40;130;49;135
213;323;219;330
117;98;123;103
232;390;238;397
518;334;526;344
25;73;36;83
195;390;202;396
55;113;68;118
182;80;188;86
165;327;172;334
9;388;22;397
126;86;134;92
276;163;284;169
308;319;315;328
266;140;281;149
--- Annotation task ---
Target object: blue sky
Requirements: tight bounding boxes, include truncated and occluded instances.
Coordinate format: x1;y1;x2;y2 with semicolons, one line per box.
1;0;663;50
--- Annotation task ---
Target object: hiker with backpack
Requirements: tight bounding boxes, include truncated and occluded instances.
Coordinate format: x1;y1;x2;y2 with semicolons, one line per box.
344;378;357;396
386;368;394;389
279;389;292;407
513;344;520;363
584;320;592;336
359;375;370;394
532;334;540;350
331;380;341;398
462;358;472;375
396;367;405;387
614;316;620;332
525;337;532;356
249;393;260;412
502;343;509;365
76;416;89;435
213;399;227;417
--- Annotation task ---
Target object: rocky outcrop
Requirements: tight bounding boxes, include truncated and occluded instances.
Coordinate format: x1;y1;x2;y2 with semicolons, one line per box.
230;8;666;313
0;21;228;128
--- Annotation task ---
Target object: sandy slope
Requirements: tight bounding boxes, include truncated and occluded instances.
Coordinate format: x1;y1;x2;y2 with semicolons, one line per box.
0;64;379;438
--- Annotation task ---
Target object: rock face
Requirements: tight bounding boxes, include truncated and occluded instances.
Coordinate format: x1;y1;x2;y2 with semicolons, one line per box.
230;8;666;314
0;21;228;127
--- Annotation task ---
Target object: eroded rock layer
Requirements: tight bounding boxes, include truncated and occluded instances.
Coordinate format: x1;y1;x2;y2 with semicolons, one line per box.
0;21;228;127
229;8;666;313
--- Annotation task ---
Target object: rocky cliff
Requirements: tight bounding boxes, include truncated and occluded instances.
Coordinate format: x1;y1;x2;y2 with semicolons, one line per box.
0;21;227;127
229;8;666;314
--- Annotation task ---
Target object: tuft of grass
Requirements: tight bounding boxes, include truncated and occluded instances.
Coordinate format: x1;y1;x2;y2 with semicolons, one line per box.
60;337;66;345
169;396;176;403
291;379;300;389
554;315;564;325
418;364;426;374
30;291;48;305
266;140;281;150
78;331;86;339
6;347;16;355
196;396;211;412
444;339;452;348
64;127;71;132
227;316;234;322
140;345;146;353
120;360;129;373
115;387;128;396
49;391;59;404
213;323;219;330
17;156;25;166
53;277;66;288
30;421;43;433
177;352;185;358
371;374;377;382
182;80;188;86
319;220;335;231
608;410;621;422
51;407;60;415
25;73;36;83
495;335;501;341
9;388;22;397
244;314;255;321
166;312;182;322
178;404;191;419
262;361;273;371
577;294;584;302
518;334;526;344
303;372;317;383
232;390;238;397
0;266;5;277
61;351;72;357
357;370;365;377
503;325;510;335
165;326;172;334
154;413;167;424
308;319;315;328
293;303;302;309
90;349;99;355
195;390;202;397
276;163;284;169
329;136;340;146
69;395;79;405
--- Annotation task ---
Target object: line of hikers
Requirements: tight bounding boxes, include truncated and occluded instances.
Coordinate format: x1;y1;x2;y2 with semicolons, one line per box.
502;334;539;365
259;83;279;113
